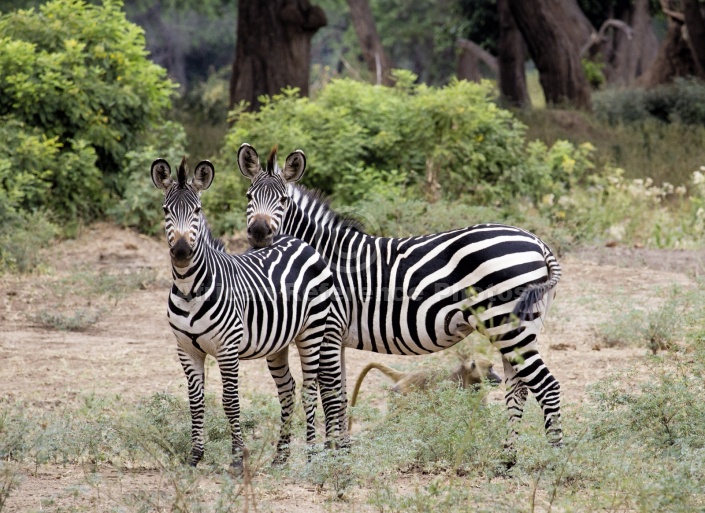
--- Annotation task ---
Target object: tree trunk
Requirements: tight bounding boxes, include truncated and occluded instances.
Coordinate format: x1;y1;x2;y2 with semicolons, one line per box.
683;0;705;78
347;0;395;85
507;0;592;109
605;0;658;86
638;3;699;88
229;0;326;111
497;0;529;108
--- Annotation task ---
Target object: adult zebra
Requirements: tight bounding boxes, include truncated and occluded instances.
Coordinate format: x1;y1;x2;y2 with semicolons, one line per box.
151;157;344;473
237;144;564;460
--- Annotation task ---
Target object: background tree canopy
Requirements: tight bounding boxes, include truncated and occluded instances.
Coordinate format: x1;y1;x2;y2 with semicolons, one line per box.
0;0;704;255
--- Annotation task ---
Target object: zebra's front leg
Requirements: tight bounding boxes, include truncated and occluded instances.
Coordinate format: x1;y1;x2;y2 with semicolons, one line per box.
338;347;351;448
177;345;207;467
217;349;247;475
266;346;296;465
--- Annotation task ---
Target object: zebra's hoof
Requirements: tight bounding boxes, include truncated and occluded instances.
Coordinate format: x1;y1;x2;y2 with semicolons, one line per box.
272;451;290;467
229;459;244;477
188;451;203;467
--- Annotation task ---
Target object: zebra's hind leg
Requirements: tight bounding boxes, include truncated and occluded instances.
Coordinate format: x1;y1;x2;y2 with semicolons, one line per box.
266;345;297;466
501;357;529;467
503;349;563;449
217;349;247;475
177;346;208;467
317;325;345;450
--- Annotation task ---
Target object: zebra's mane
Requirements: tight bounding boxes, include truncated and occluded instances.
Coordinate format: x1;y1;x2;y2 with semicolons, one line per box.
201;217;226;252
292;184;365;233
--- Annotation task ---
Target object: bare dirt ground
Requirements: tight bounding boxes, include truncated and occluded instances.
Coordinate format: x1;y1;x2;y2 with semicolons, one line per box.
0;224;701;512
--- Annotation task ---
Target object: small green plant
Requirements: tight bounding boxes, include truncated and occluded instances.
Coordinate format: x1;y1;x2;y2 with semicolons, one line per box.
596;287;685;352
0;207;58;273
28;308;103;331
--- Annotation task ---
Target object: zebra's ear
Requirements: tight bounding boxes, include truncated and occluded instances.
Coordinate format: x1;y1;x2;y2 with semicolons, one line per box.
151;159;173;191
193;160;215;192
282;149;306;183
238;143;262;180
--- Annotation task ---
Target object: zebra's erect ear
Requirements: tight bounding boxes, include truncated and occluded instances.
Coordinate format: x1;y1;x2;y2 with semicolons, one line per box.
282;149;306;183
193;160;215;192
151;159;173;191
237;143;262;180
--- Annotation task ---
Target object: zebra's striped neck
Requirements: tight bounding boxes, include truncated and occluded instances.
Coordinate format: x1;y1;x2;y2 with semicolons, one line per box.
171;218;227;295
284;185;366;240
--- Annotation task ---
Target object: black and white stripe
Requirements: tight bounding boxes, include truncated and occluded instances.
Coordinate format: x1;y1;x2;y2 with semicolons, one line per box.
151;158;343;472
237;144;564;458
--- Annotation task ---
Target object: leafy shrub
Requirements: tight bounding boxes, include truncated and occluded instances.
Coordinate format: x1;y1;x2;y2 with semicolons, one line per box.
109;120;187;235
594;78;705;126
0;205;58;273
222;71;529;204
0;116;100;217
0;0;175;219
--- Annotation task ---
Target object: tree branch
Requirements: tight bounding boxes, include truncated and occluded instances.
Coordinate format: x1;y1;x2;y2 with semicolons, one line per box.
580;19;634;56
456;39;499;74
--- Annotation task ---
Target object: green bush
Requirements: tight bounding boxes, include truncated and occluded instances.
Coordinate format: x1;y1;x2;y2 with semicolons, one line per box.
0;115;100;217
109;120;187;235
222;71;529;204
594;78;705;126
0;0;175;219
0;205;58;273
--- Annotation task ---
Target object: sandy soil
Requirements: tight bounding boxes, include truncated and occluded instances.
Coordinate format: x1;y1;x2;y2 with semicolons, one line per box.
0;224;700;512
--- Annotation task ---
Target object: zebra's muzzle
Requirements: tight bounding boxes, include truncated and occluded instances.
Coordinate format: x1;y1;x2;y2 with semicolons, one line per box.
247;217;274;248
170;237;194;266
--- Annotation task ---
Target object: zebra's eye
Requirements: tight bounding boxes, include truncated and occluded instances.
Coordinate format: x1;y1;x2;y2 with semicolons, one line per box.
280;196;288;206
162;206;169;214
246;193;253;201
194;206;201;215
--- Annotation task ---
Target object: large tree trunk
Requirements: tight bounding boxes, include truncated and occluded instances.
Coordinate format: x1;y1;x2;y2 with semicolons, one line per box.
605;0;658;86
638;2;700;87
507;0;592;109
347;0;395;85
229;0;326;111
497;0;529;108
683;0;705;78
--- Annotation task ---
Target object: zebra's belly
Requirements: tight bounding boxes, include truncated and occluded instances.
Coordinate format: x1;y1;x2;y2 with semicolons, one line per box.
342;296;472;355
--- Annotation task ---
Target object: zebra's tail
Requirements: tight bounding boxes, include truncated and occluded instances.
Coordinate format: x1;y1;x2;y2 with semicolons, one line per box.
512;250;562;322
349;362;407;430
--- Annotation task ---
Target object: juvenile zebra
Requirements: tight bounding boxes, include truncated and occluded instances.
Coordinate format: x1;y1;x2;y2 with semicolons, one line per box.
237;144;564;463
151;157;344;472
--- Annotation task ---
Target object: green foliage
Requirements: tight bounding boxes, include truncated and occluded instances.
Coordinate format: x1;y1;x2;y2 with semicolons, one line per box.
109;120;187;235
596;287;686;351
0;207;58;273
518;107;705;202
171;67;231;159
593;78;705;126
224;75;531;204
0;0;175;219
582;58;605;89
0;116;100;217
29;308;103;331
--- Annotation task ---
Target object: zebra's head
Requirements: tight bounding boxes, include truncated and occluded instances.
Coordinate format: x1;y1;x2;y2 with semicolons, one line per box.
237;143;306;249
151;157;214;267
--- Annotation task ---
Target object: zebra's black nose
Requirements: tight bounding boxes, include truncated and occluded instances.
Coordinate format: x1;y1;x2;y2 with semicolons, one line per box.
170;237;194;265
247;219;273;248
